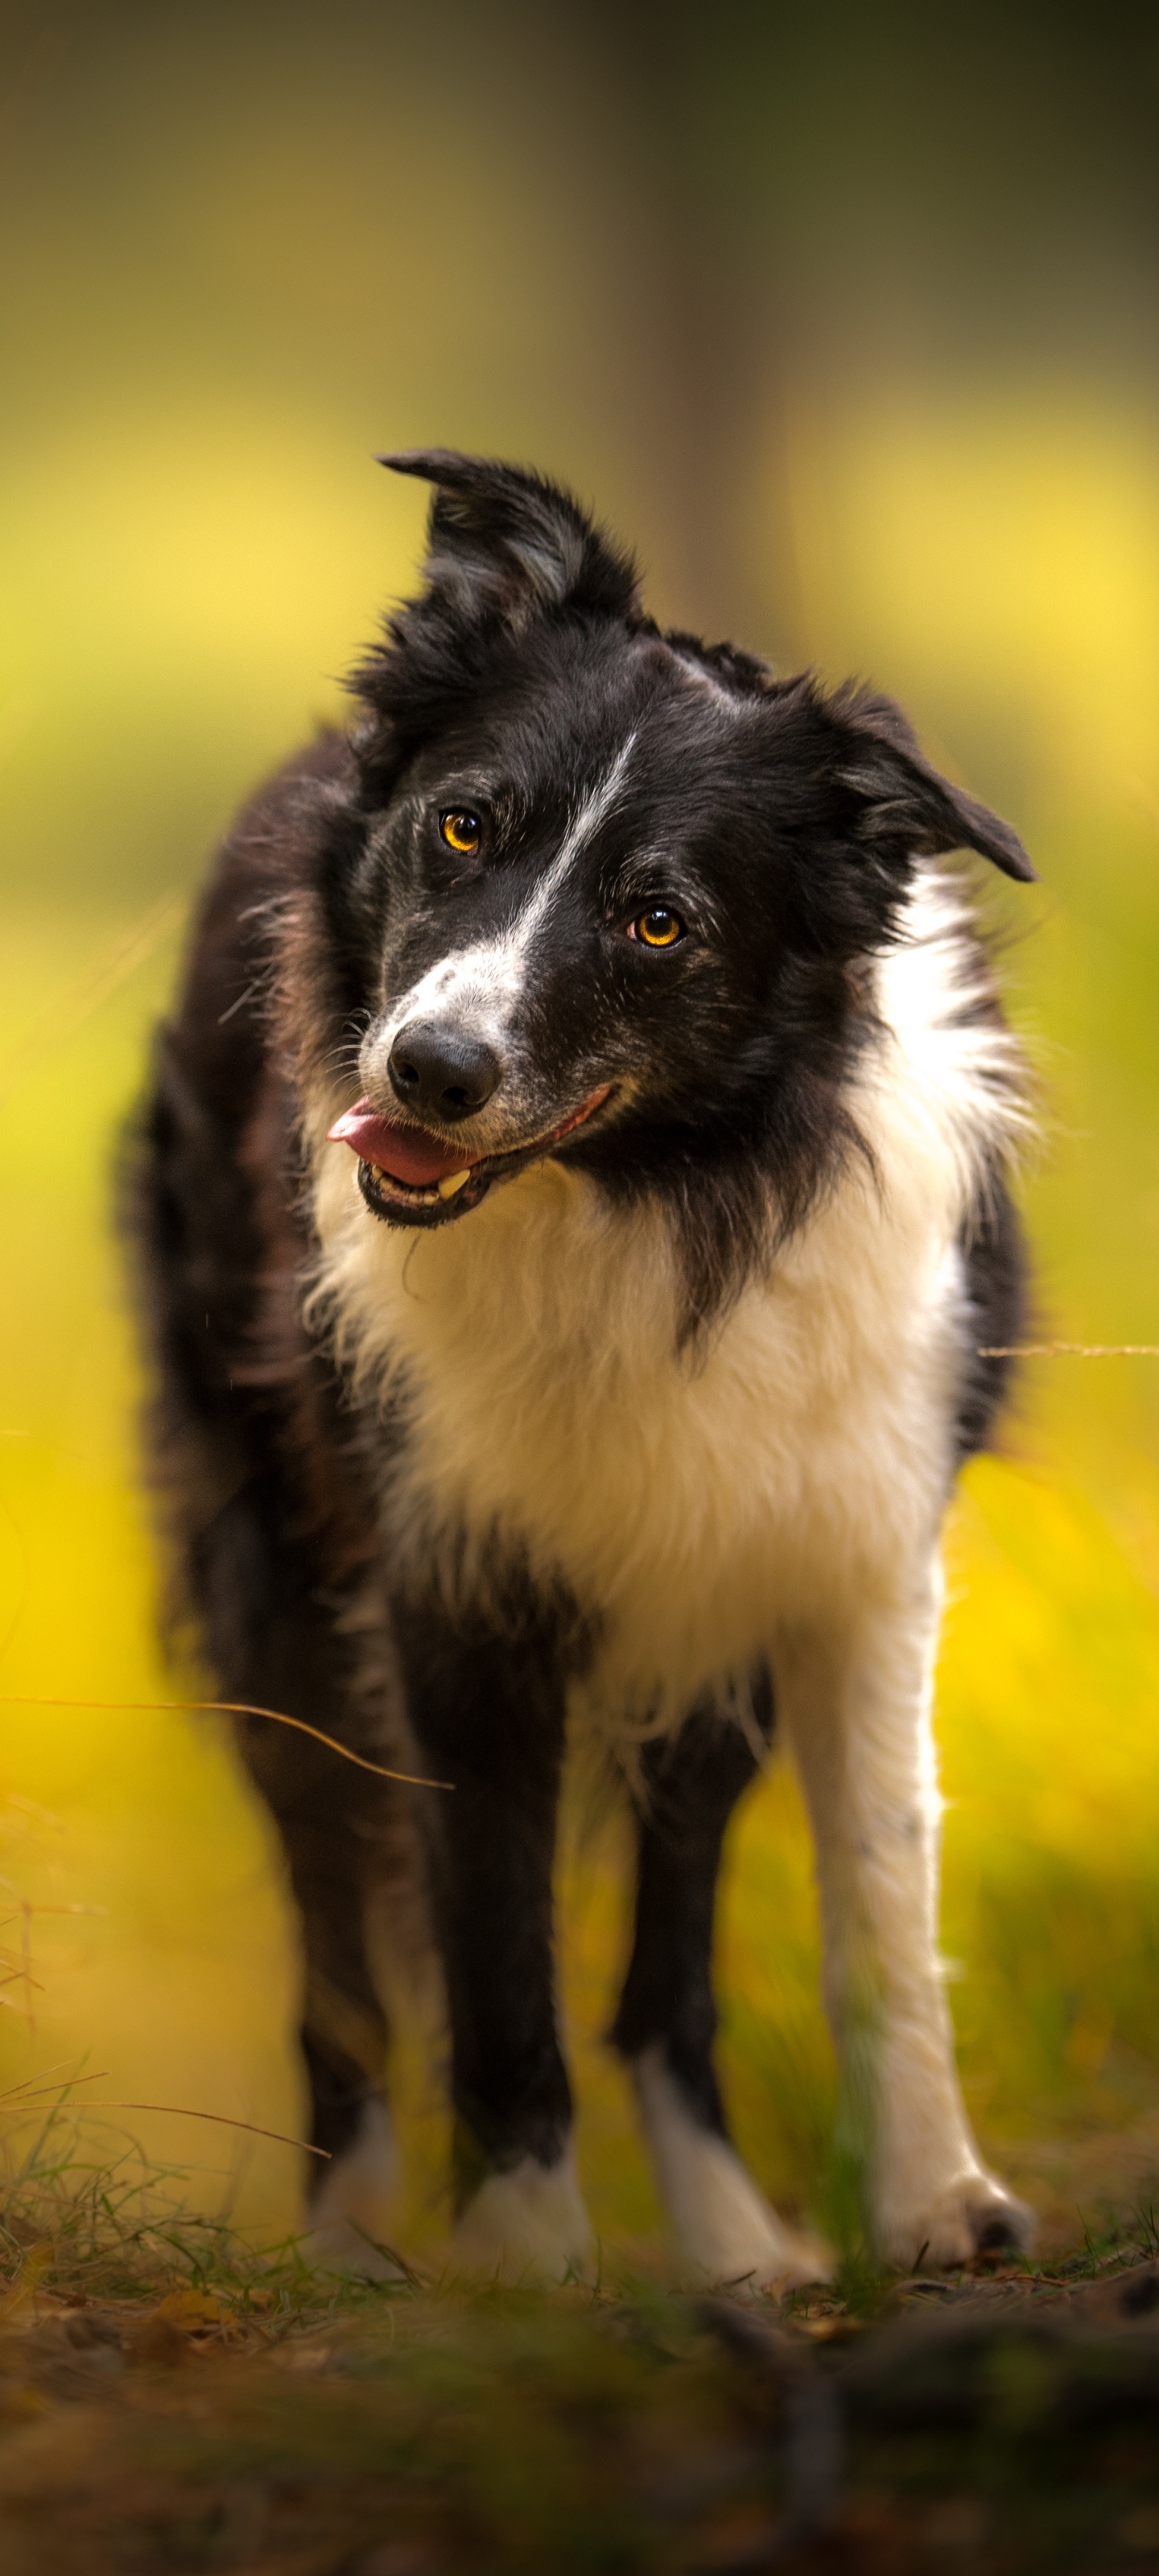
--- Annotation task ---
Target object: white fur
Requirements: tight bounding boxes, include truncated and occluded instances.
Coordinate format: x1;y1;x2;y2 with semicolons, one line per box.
305;866;1034;2266
779;1576;1033;2267
301;2098;407;2279
633;2046;829;2289
452;2153;595;2284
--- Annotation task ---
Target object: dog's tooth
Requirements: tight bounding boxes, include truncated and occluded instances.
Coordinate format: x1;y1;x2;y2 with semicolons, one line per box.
436;1169;472;1199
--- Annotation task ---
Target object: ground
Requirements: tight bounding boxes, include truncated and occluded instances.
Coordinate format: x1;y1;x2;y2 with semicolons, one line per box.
3;2189;1159;2573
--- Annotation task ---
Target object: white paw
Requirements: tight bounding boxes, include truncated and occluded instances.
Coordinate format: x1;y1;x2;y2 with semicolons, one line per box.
452;2153;595;2285
632;2047;831;2293
301;2215;410;2281
673;2153;831;2297
877;2169;1037;2271
300;2097;408;2279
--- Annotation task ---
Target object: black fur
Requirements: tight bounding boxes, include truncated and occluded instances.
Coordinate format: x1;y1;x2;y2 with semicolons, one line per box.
612;1674;775;2136
391;1578;582;2196
123;452;1033;2251
956;1187;1029;1463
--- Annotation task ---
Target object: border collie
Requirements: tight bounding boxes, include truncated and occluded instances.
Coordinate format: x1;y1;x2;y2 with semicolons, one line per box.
127;450;1037;2287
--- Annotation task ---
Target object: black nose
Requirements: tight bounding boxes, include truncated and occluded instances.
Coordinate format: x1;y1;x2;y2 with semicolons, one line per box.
387;1022;502;1123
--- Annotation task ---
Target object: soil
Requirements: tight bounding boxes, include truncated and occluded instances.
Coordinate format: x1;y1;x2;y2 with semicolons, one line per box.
2;2252;1159;2570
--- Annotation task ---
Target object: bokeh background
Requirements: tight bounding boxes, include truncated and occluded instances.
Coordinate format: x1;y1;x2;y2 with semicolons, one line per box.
4;0;1159;2257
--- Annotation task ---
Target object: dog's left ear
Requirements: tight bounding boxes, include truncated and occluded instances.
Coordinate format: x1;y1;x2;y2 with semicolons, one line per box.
829;683;1035;884
380;448;640;628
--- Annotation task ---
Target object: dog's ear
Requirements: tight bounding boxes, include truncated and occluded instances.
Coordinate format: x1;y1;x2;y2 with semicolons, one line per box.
828;683;1035;884
350;453;640;777
381;449;640;628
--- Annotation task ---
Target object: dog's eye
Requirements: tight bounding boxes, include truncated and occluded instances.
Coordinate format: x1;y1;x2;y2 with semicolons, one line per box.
629;907;685;949
439;810;482;857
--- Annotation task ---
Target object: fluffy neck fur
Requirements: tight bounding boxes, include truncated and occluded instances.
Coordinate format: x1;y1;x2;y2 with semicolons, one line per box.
303;868;1027;1718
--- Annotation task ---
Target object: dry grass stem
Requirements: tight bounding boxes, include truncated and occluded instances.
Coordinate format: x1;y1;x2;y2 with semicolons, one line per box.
0;2103;332;2156
0;1696;453;1791
979;1342;1159;1356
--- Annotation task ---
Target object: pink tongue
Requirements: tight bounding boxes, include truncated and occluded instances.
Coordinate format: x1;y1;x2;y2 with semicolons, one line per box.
326;1099;472;1187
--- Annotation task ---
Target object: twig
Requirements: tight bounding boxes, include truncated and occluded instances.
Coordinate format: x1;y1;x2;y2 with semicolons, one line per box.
0;1696;452;1791
979;1344;1159;1358
0;890;186;1108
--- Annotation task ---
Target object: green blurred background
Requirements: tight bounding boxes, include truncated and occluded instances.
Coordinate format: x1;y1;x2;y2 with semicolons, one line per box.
3;0;1159;2259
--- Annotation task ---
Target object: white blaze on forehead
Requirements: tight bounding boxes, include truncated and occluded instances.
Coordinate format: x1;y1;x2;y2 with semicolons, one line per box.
384;731;640;1048
550;729;641;877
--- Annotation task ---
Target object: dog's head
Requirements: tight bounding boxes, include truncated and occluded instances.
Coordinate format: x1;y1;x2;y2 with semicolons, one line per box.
318;451;1032;1323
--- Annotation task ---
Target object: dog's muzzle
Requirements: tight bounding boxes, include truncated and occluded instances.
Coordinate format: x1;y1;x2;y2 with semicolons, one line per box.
327;1088;612;1228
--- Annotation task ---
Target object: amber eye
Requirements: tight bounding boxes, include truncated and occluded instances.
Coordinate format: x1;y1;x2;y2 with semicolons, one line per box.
439;809;482;856
630;906;684;948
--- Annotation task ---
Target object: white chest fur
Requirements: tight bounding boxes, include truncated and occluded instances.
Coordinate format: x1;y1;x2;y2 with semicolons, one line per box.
306;874;1025;1722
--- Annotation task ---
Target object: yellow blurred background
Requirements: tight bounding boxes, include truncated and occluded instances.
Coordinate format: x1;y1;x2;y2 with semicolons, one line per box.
4;0;1159;2258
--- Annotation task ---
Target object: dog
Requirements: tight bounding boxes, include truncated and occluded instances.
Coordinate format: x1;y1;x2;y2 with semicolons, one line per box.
126;449;1037;2288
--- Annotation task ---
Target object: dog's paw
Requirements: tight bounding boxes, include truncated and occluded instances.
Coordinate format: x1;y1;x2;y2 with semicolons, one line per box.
879;2170;1036;2272
300;2215;410;2281
632;2045;830;2294
670;2154;831;2297
452;2154;596;2285
699;2212;833;2301
301;2097;406;2278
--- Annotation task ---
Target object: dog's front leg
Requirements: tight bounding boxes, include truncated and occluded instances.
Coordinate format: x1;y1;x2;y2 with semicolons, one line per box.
612;1691;830;2293
781;1563;1033;2270
391;1584;593;2285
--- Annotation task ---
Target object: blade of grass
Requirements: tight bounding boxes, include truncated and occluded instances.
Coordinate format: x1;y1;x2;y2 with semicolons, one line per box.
0;2100;329;2156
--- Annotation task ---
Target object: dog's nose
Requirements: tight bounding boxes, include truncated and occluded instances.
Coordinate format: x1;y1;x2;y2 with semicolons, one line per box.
387;1022;502;1123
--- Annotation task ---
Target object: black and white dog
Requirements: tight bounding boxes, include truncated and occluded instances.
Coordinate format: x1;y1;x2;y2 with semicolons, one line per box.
129;451;1037;2287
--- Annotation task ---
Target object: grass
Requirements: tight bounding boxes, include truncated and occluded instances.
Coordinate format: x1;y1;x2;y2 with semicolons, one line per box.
0;2096;406;2320
3;2112;1159;2571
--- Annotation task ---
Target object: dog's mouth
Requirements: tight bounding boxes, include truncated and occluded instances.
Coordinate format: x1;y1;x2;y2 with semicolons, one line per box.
326;1086;612;1227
